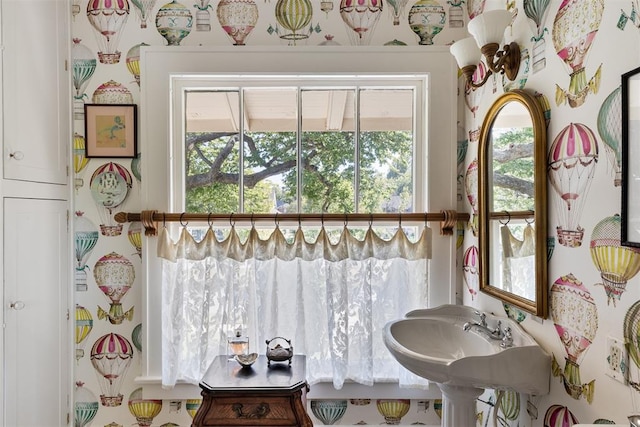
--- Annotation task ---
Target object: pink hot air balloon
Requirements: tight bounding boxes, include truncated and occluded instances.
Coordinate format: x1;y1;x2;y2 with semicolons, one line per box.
550;273;597;402
543;404;578;427
547;123;599;248
464;62;486;118
465;158;478;235
90;333;134;407
552;0;603;107
86;0;130;64
340;0;383;46
466;0;485;19
462;245;479;300
92;80;134;104
90;162;133;236
94;252;135;324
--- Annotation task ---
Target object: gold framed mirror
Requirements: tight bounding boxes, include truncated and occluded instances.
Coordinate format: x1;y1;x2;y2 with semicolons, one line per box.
478;90;548;318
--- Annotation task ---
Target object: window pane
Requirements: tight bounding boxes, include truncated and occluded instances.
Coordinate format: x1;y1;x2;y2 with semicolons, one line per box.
359;89;414;213
301;89;356;213
185;90;241;212
243;88;298;213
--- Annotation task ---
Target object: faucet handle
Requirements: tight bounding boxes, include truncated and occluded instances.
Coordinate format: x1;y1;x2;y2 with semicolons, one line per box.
501;327;513;348
474;311;487;326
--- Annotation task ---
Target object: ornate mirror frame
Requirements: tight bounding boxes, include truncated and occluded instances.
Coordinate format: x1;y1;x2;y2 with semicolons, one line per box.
478;89;548;318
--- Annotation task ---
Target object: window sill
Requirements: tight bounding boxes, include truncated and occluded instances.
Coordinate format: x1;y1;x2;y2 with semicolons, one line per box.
135;376;442;400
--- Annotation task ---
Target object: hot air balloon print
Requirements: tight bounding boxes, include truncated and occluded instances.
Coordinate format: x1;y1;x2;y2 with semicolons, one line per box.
597;86;622;186
131;0;157;28
466;0;484;19
91;333;134;407
95;252;135;324
186;399;202;418
386;0;408;25
72;39;97;120
156;0;193;46
543;404;578;427
590;214;640;305
624;300;640;392
496;390;520;421
132;323;143;354
552;0;603;108
195;0;213;31
128;222;143;257
92;80;134;104
73;133;91;191
131;155;142;182
550;273;597;403
272;0;314;44
408;0;446;46
340;0;383;46
547;123;599;248
463;245;479;300
465;158;478;235
217;0;259;45
464;62;486;118
76;305;94;361
128;388;162;427
75;381;99;427
126;43;149;87
90;162;133;236
447;0;463;28
86;0;130;64
524;0;551;73
618;0;640;31
75;211;99;291
376;399;410;424
311;400;348;425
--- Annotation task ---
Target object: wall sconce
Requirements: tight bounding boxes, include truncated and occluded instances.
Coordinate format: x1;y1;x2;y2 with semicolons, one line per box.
450;10;520;89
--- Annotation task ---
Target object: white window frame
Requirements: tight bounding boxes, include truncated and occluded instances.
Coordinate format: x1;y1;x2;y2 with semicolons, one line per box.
138;47;458;398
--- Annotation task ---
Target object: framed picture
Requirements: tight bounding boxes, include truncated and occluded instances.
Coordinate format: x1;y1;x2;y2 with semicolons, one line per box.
84;104;137;158
622;66;640;246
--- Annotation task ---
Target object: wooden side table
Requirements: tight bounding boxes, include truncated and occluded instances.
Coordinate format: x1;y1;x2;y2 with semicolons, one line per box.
193;355;313;427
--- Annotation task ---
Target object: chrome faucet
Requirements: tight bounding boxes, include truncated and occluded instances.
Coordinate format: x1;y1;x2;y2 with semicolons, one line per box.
463;311;510;345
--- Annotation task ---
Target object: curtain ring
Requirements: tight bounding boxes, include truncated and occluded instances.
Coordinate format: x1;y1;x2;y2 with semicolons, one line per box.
525;210;534;225
180;212;188;227
207;212;213;228
499;211;511;225
229;212;235;227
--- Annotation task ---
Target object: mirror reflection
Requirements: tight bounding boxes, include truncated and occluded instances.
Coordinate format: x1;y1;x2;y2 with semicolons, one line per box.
478;90;548;317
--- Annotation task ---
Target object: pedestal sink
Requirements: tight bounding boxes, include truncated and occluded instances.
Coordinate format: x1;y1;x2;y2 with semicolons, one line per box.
383;304;550;427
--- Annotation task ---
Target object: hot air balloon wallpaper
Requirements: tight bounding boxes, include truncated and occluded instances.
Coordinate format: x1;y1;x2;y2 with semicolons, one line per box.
75;211;99;291
128;388;162;427
465;158;478;236
94;252;135;324
132;323;143;355
466;0;484;19
92;80;134;104
126;43;149;87
156;0;193;46
90;333;134;407
543;404;578;427
269;0;318;44
195;0;213;31
90;162;133;236
186;399;202;419
76;304;94;361
547;123;599;248
550;273;598;403
73;133;91;191
75;381;99;427
408;0;446;46
463;245;479;300
495;390;520;423
376;399;410;424
86;0;130;64
340;0;383;45
597;86;622;186
590;214;640;305
387;0;409;25
552;0;603;108
128;221;143;257
310;400;348;425
464;62;486;117
618;0;640;31
131;0;157;28
72;38;97;120
524;0;551;73
217;0;259;45
447;0;463;28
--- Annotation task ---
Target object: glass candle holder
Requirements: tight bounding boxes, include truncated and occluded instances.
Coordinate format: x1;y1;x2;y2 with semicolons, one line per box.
228;330;249;358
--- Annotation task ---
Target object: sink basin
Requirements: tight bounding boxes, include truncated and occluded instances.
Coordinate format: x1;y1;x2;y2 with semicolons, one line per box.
383;304;551;427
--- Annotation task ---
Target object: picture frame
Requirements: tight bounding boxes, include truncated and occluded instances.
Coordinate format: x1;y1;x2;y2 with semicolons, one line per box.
84;104;137;158
622;66;640;246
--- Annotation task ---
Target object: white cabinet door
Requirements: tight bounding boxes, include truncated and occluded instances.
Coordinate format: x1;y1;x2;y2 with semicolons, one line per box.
1;0;69;184
3;197;69;426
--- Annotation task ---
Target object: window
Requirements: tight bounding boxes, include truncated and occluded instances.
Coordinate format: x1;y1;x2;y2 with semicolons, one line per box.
140;48;458;397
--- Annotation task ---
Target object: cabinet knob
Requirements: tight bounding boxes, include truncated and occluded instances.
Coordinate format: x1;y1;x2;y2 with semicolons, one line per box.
9;151;24;160
10;301;25;310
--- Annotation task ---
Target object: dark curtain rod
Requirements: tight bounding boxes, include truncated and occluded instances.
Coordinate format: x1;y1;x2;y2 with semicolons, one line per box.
115;210;470;237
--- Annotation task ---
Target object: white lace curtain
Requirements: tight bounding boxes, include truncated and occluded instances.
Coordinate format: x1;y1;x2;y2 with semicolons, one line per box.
158;223;432;389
